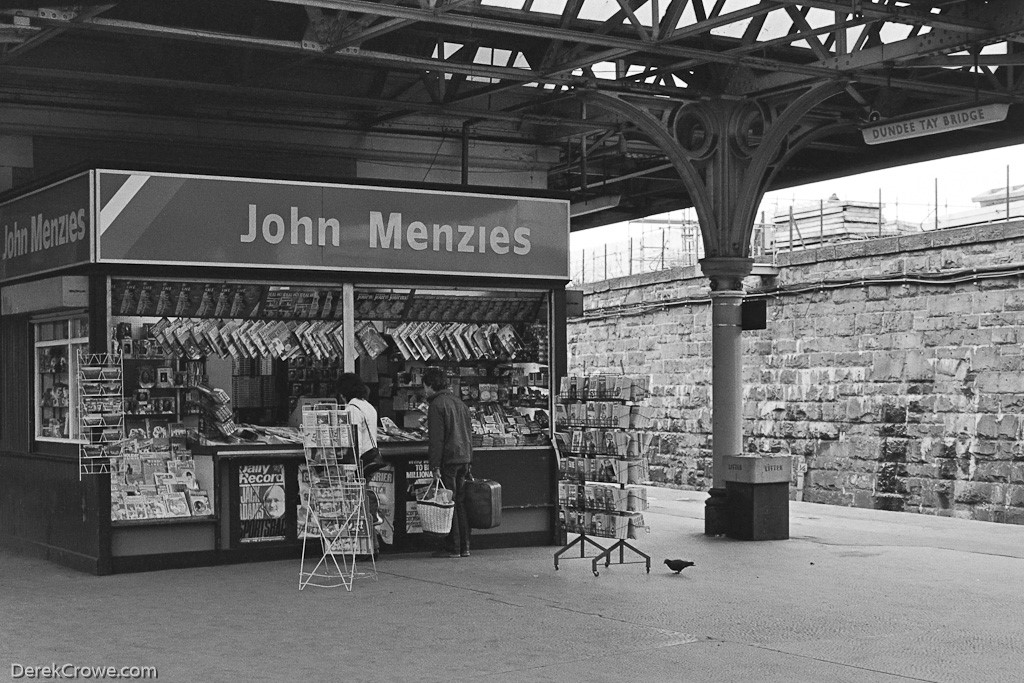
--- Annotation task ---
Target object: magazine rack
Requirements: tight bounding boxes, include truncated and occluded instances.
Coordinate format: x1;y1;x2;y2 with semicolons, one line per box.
298;402;378;591
553;374;653;576
77;351;125;478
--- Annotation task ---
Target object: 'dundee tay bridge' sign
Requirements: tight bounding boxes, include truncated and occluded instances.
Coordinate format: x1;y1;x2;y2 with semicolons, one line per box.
861;103;1010;145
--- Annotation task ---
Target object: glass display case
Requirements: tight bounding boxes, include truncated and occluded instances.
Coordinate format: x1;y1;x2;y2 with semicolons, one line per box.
34;316;89;441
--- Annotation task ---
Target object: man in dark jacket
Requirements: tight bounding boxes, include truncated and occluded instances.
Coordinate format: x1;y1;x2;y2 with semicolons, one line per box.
423;366;473;558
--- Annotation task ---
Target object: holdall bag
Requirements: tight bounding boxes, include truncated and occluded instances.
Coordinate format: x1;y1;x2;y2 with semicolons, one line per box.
464;468;502;529
416;477;454;535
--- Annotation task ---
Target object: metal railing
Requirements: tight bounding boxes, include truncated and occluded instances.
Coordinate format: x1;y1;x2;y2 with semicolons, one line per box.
570;222;773;285
570;194;1024;286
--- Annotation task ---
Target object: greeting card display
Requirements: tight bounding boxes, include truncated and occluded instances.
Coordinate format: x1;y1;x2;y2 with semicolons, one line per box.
553;374;653;576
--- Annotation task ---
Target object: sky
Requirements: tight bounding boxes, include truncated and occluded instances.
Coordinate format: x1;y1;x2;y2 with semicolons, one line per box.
570;142;1024;251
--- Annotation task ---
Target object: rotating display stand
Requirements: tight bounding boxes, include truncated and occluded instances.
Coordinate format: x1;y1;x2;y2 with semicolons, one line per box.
298;402;378;591
553;374;654;576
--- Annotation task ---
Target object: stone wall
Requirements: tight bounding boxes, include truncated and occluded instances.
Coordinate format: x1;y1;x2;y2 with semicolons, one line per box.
569;220;1024;524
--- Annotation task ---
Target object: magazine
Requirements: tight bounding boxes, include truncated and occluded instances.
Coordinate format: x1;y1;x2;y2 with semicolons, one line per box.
281;321;303;360
123;499;147;520
153;471;175;488
329;321;346;357
198;322;221;358
410;322;433;360
390;325;414;361
141;492;169;519
392;323;415;360
303;322;324;360
495;324;523;357
163;492;191;517
297;504;315;538
232;320;254;358
173;464;199;490
312;322;332;359
356;322;389;359
316;322;337;359
275;320;296;358
213;285;232;318
191;320;215;357
187;491;212;516
423;323;447;360
454;324;474;360
251;320;274;357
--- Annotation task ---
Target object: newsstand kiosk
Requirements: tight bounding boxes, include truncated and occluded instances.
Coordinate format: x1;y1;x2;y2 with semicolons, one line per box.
0;169;569;574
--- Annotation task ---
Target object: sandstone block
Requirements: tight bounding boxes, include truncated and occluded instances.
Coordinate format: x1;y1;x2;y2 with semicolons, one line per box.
975;414;999;439
1002;290;1024;311
805;489;853;506
953;481;992;505
807;470;839;488
869;354;906;381
1004;485;1024;508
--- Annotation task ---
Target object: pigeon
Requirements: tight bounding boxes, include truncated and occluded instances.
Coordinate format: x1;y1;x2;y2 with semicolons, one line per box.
664;559;695;573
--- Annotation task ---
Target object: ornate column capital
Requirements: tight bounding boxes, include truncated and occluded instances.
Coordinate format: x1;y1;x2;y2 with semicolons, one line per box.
699;256;754;291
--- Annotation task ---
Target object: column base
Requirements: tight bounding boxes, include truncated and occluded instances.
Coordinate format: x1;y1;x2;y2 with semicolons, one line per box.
704;488;729;536
725;481;789;541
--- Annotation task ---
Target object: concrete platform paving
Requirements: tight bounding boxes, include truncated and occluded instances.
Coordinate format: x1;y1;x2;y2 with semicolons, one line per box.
3;487;1023;682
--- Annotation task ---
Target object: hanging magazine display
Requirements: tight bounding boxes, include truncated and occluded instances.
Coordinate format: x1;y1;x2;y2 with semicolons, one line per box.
239;463;287;543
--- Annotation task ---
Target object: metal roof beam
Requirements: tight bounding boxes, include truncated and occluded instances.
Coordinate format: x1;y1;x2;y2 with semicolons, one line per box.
782;0;991;33
734;0;1024;94
0;63;602;131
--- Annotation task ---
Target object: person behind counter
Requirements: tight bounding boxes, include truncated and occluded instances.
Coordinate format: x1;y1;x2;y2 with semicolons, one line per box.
422;366;473;558
337;372;386;479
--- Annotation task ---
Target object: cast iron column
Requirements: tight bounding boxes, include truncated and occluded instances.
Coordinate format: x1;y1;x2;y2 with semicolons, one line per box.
699;257;753;535
583;84;843;539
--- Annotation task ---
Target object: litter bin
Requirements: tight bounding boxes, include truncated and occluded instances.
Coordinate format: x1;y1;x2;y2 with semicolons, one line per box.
723;455;791;541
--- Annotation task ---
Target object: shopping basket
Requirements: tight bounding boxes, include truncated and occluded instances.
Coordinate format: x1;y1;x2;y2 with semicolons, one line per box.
416;477;454;535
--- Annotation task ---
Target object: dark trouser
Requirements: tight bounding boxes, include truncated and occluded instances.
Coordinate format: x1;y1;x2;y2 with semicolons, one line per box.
441;464;470;553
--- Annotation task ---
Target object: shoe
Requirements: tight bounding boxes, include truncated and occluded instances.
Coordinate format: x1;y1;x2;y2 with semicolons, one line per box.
460;551;470;557
448;551;462;558
431;549;458;558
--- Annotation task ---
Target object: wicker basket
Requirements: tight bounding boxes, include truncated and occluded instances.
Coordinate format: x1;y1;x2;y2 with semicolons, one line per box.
417;478;454;535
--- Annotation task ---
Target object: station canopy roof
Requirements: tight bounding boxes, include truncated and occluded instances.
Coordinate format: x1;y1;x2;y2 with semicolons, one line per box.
1;0;1022;230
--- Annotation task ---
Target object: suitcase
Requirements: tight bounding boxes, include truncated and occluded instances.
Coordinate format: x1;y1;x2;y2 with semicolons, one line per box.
464;473;502;529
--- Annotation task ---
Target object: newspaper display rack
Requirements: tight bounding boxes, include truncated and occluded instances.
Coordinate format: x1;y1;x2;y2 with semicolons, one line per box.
298;402;378;590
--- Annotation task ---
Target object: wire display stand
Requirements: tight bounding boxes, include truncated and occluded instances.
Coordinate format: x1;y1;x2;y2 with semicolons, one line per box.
298;402;377;591
77;351;124;478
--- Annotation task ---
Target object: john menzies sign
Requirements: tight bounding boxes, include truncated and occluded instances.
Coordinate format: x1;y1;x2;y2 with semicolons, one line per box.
97;170;569;280
0;173;92;282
